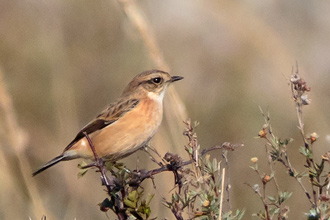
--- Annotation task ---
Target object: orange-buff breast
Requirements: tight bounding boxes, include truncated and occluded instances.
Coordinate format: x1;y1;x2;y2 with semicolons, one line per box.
66;97;163;160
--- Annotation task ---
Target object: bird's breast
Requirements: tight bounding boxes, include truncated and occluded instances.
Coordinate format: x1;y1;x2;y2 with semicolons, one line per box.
69;97;164;160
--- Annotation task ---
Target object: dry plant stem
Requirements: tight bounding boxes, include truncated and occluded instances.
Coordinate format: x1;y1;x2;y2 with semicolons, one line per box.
263;199;270;219
222;151;232;209
143;146;164;167
284;149;314;206
254;169;271;220
264;135;315;206
260;106;314;208
148;145;167;164
171;208;184;220
0;71;53;219
118;0;169;71
263;183;271;220
290;68;319;213
184;119;200;179
264;144;280;192
218;168;225;220
296;106;318;206
292;84;318;207
245;182;271;220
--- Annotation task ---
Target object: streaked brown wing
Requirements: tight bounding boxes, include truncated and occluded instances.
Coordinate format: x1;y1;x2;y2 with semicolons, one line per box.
63;98;140;152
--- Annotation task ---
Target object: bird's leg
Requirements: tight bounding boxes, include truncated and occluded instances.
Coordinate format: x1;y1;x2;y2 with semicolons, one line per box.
82;132;114;190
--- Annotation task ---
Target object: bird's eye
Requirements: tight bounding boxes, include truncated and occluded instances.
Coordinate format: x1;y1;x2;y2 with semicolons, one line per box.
152;77;162;84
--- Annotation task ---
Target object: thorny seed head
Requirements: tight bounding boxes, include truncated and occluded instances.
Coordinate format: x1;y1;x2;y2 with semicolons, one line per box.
258;127;267;138
301;83;311;92
290;74;301;84
291;74;311;92
164;152;183;165
308;132;319;144
262;174;271;184
320;194;330;202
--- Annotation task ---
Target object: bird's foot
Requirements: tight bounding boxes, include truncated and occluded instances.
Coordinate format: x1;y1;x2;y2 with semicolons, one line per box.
81;157;104;169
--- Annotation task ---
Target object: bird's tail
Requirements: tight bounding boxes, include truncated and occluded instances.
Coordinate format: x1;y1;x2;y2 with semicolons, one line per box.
32;155;65;176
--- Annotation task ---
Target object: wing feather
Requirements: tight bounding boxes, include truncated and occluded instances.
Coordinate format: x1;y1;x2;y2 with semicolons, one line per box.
63;98;140;151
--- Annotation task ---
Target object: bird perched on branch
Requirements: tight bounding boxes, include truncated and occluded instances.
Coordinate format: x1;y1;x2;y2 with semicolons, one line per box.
33;70;183;176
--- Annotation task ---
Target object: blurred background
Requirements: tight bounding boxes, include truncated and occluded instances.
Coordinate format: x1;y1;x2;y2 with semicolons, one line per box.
1;0;330;219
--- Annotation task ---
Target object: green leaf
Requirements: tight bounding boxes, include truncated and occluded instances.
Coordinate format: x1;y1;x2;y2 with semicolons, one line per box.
137;202;151;218
267;196;276;203
249;164;258;171
124;190;138;208
270;171;275;179
279;191;292;204
300;146;313;159
77;161;88;178
279;138;293;146
124;199;136;209
306;208;320;220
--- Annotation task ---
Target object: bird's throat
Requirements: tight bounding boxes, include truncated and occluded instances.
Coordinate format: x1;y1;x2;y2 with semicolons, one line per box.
147;91;165;105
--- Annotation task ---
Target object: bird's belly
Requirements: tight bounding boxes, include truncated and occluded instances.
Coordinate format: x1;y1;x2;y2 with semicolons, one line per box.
71;100;163;160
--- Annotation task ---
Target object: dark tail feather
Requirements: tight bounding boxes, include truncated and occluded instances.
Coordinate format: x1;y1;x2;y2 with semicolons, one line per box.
32;155;65;176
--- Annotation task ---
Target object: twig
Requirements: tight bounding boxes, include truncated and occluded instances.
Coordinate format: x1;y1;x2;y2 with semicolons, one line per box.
245;183;270;220
142;145;165;167
259;106;315;206
266;138;314;206
202;142;243;155
131;142;243;185
264;142;280;192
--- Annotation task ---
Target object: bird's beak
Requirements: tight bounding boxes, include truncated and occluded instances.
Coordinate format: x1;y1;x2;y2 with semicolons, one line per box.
170;76;184;82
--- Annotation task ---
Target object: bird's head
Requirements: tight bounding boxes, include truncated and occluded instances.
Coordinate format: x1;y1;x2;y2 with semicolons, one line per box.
122;70;183;101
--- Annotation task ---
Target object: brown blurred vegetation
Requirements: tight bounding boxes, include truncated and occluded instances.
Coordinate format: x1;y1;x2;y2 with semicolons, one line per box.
1;0;330;219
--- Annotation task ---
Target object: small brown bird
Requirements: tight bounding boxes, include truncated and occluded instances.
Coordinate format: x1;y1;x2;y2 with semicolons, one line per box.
33;70;183;176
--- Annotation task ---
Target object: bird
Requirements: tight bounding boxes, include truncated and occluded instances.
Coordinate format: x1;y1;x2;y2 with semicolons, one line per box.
32;70;183;176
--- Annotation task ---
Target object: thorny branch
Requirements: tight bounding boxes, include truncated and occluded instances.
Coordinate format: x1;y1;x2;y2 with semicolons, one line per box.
129;142;243;189
81;120;243;219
